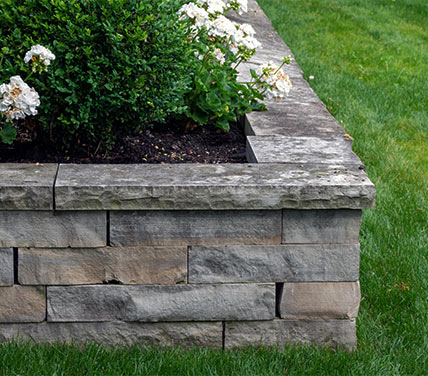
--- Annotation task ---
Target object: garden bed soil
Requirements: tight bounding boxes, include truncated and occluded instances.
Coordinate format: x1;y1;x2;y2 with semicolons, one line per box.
0;123;247;164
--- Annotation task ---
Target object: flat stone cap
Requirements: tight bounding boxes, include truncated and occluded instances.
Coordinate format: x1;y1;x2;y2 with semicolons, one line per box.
0;163;57;210
55;163;375;210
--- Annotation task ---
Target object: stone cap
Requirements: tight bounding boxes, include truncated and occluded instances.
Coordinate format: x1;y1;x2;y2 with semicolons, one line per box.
54;163;375;210
0;163;57;210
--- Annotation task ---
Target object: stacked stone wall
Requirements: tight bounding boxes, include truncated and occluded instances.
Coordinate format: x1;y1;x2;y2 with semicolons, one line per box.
0;0;375;349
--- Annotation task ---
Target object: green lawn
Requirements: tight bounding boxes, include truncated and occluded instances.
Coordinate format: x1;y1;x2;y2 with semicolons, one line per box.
1;0;427;374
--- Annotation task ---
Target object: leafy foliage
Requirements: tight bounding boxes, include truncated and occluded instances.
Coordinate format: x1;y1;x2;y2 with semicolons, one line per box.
0;0;194;150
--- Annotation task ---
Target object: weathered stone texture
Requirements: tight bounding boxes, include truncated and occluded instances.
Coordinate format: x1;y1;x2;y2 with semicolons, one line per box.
279;282;361;319
0;211;106;248
189;244;359;283
225;319;357;350
0;249;13;286
0;321;222;347
110;210;281;246
0;286;45;322
0;163;57;210
247;136;361;166
282;209;362;244
47;284;275;322
55;164;375;211
18;246;187;285
244;100;346;138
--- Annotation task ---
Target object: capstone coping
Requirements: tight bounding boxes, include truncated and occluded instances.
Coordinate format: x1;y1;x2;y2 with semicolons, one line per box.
0;163;57;210
54;163;375;210
246;136;361;165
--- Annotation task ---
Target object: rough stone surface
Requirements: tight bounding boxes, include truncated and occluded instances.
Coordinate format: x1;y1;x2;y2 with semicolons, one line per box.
0;286;45;323
0;321;222;347
0;163;57;210
247;136;361;166
189;244;360;283
0;249;13;286
18;246;187;285
225;319;357;350
47;284;275;322
244;99;346;138
282;209;362;244
110;210;281;246
280;282;361;319
56;164;375;211
0;211;106;248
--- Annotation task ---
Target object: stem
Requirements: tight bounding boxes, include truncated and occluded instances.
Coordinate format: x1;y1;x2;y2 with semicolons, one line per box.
24;71;34;81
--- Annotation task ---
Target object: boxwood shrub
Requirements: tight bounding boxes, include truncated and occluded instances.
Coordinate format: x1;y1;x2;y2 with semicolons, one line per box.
0;0;193;151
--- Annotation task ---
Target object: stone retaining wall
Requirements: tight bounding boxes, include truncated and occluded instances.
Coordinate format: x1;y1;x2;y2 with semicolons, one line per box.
0;0;375;349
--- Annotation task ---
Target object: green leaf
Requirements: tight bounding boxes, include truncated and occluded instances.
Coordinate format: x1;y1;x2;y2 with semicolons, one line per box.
0;123;17;144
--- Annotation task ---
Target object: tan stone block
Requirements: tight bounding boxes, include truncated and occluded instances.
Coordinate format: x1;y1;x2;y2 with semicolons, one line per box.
0;286;45;322
18;246;187;285
280;282;360;319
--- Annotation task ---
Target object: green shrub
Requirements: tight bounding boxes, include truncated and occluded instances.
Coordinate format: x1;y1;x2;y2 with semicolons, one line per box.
0;0;193;151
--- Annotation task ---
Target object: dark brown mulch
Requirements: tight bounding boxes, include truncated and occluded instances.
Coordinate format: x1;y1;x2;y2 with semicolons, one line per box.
0;123;247;164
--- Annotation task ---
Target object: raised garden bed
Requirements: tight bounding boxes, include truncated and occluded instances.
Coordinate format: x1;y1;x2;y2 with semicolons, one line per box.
0;0;375;349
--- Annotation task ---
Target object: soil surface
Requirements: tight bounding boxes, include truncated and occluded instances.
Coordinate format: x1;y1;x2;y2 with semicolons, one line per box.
0;123;247;164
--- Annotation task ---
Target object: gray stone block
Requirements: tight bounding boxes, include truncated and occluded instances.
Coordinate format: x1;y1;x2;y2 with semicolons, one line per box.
0;211;106;248
110;210;281;246
280;282;360;319
18;246;187;285
47;284;275;322
0;163;57;210
244;98;346;138
55;164;375;211
189;244;360;283
0;321;222;347
225;319;357;350
0;286;45;323
0;249;13;286
282;209;362;244
247;136;361;166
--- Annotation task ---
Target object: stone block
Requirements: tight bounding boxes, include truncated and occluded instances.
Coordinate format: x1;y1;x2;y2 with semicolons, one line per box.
0;286;45;322
189;244;359;283
225;319;357;350
18;246;187;285
47;284;275;322
0;321;222;347
282;209;362;244
0;211;106;248
55;164;375;211
279;282;360;319
244;99;346;138
0;248;13;286
246;136;361;166
0;163;57;210
110;210;281;246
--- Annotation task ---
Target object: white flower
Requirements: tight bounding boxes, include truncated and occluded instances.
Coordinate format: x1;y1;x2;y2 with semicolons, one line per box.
225;0;248;14
207;15;238;39
24;45;55;71
256;61;292;100
179;3;211;30
196;0;226;15
0;76;40;121
230;23;260;58
213;48;226;64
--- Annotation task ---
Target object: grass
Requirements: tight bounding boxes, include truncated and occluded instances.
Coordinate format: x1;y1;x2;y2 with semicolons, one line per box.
1;0;427;374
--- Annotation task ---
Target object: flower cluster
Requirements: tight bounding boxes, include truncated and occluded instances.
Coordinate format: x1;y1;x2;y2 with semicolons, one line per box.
1;45;54;143
257;60;293;100
0;76;40;121
180;0;260;62
179;0;291;102
24;44;56;73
